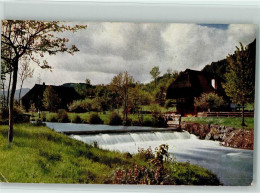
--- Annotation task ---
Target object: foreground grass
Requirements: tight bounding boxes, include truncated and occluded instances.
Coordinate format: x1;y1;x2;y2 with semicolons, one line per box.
182;117;254;130
0;124;220;184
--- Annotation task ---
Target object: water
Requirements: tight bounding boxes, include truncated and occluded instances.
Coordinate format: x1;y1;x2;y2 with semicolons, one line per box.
46;122;253;186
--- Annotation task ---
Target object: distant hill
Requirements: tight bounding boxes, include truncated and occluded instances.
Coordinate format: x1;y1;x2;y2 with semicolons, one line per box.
61;83;88;88
61;83;96;98
202;39;256;79
0;88;30;100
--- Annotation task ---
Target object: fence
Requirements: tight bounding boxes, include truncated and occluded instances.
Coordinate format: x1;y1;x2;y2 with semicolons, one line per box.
163;113;182;126
197;111;254;118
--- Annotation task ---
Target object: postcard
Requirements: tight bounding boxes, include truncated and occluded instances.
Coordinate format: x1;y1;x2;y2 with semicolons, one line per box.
0;20;256;185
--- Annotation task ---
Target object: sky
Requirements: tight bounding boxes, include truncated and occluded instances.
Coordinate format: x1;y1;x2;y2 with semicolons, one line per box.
21;22;256;89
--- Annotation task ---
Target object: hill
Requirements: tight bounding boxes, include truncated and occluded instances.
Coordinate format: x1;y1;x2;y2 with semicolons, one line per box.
202;39;256;79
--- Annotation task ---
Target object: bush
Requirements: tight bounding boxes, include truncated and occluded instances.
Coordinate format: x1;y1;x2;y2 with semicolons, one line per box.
0;107;29;124
46;114;58;122
152;115;167;127
68;99;92;113
194;92;226;112
71;115;82;123
142;118;153;126
109;112;123;125
131;120;140;126
57;109;70;123
89;113;103;124
41;112;47;122
137;147;155;161
123;118;132;126
113;145;174;185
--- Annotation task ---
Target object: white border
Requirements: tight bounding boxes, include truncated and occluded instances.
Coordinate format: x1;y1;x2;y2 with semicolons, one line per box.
0;0;259;193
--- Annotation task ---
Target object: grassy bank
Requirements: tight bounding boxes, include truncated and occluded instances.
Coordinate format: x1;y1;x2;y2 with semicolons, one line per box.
182;117;254;130
0;124;220;185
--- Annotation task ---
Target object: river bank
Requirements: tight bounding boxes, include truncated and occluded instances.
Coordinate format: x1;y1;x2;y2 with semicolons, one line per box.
180;122;254;150
0;124;221;185
46;122;253;185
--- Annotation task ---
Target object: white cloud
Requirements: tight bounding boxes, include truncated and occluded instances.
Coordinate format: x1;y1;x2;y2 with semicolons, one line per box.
20;22;256;89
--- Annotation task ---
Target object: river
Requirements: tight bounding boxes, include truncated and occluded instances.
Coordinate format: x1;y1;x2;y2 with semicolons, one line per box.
46;122;253;186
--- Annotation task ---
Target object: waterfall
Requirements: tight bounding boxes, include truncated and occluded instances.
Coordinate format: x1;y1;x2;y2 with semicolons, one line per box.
71;131;195;148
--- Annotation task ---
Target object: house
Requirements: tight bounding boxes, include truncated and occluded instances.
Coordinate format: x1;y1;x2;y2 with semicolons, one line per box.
166;69;227;116
22;83;81;111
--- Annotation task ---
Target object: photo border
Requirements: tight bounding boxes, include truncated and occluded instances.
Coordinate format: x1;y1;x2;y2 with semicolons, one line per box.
0;0;259;193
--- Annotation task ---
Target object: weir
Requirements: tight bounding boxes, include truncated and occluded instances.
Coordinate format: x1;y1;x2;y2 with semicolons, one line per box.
45;122;253;186
62;127;179;135
45;122;180;135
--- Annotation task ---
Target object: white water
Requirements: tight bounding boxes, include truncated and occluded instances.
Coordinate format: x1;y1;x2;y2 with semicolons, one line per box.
46;122;253;186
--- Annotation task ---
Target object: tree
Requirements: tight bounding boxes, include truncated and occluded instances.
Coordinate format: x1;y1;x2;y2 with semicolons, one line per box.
109;72;123;112
85;78;91;85
42;86;61;112
194;92;225;112
166;68;172;79
1;60;13;108
18;59;34;104
110;71;134;122
150;66;160;88
223;42;255;126
1;20;87;143
0;63;7;108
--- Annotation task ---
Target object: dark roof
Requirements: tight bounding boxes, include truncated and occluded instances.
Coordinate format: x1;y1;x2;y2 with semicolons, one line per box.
166;69;224;99
22;84;81;110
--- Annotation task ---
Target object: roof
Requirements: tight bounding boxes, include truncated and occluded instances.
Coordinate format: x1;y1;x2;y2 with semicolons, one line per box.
22;84;81;109
166;69;223;99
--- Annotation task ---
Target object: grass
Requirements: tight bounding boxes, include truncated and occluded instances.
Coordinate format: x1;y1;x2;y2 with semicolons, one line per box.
34;111;156;125
182;117;254;130
0;124;221;184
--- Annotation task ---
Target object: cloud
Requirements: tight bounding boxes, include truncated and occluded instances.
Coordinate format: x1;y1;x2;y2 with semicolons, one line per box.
20;22;256;88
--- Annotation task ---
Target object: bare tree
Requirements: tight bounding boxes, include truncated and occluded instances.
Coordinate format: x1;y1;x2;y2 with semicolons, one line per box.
18;59;34;104
1;20;87;143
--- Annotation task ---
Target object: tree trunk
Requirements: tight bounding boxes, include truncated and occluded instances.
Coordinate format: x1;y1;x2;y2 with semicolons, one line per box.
18;80;24;105
1;79;5;107
8;61;18;144
7;71;12;107
241;102;246;127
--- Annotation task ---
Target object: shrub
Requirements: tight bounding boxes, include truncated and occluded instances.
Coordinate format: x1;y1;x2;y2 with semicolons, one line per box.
0;107;29;124
89;113;103;124
142;118;153;126
152;115;167;127
137;146;155;161
71;115;82;123
68;99;92;112
131;120;140;126
123;118;132;126
57;109;70;123
46;114;58;122
108;112;123;125
41;112;47;122
113;145;174;185
194;92;226;112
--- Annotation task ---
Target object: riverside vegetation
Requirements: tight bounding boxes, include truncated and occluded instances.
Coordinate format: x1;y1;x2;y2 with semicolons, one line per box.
30;110;254;130
0;124;221;185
